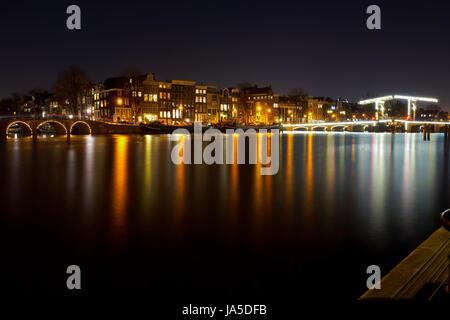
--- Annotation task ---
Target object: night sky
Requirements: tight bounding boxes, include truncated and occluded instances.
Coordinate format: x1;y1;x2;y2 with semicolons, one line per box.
1;0;449;109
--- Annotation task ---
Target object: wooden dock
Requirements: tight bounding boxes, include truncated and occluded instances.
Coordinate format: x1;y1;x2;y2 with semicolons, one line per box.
359;227;449;299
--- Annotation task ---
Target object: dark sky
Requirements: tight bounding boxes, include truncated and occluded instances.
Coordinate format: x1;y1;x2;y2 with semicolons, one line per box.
1;0;449;109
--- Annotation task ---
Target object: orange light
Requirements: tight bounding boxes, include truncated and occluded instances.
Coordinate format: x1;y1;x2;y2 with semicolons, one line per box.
257;106;261;111
179;106;183;111
268;109;271;113
117;98;123;105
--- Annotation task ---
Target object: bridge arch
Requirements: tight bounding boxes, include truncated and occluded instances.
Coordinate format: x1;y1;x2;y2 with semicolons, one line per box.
410;124;422;133
293;126;308;131
331;125;347;131
70;121;92;135
312;126;327;131
351;124;369;132
36;120;68;135
6;121;33;137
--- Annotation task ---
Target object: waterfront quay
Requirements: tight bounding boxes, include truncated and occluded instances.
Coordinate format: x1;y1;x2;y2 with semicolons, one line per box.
1;116;450;138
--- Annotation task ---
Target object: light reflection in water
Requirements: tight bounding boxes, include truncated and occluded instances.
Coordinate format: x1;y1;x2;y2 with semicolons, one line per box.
304;133;314;220
229;135;239;217
284;133;294;216
110;135;129;245
173;135;186;228
82;136;95;221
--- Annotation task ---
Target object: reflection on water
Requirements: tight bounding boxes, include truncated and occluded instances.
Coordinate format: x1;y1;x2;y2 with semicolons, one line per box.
110;136;129;246
0;132;448;300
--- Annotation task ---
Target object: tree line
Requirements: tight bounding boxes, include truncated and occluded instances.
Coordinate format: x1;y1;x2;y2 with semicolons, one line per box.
0;65;90;116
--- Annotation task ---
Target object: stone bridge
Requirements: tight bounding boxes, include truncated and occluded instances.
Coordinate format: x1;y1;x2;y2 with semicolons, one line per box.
0;118;142;137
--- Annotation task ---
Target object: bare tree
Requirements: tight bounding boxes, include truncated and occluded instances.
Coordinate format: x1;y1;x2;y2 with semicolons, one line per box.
53;65;90;115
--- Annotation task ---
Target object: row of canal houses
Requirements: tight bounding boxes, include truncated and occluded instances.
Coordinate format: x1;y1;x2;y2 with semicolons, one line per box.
52;73;362;124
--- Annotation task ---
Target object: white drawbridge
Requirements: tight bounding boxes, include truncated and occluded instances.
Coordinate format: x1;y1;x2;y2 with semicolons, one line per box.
358;95;438;120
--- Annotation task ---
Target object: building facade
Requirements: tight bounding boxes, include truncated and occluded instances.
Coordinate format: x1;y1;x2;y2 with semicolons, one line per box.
241;86;275;124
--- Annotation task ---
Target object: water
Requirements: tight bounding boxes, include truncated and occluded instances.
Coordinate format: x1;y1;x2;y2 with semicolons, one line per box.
0;132;448;302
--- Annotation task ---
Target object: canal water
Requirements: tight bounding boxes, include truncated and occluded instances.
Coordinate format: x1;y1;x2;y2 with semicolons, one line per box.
0;132;448;303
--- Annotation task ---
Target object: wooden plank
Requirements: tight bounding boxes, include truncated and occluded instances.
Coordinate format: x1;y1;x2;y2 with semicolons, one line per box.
359;227;449;299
